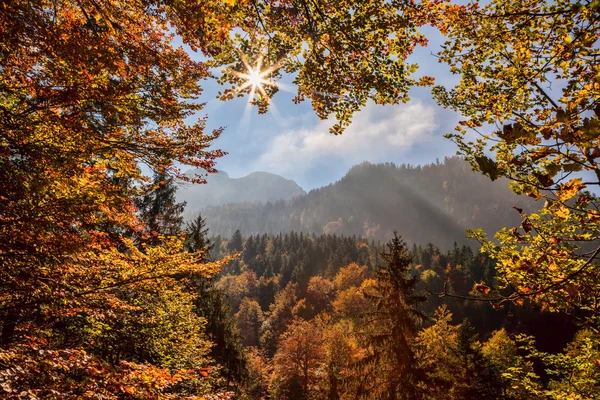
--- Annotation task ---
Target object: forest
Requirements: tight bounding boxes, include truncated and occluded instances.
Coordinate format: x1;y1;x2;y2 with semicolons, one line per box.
1;0;599;399
199;157;538;246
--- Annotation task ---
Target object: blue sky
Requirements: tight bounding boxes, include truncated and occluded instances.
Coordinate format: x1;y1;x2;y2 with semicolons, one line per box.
188;29;463;190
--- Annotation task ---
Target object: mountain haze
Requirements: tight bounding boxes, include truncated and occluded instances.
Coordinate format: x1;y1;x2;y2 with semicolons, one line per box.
196;157;539;247
178;169;306;218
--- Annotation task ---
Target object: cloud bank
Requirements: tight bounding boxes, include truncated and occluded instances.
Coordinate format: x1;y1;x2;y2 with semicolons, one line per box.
252;101;438;182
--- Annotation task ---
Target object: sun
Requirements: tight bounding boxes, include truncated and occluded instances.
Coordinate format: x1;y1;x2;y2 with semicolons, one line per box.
231;52;280;102
248;68;263;87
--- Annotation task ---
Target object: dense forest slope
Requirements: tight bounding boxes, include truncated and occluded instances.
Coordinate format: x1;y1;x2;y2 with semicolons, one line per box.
211;231;579;399
177;169;306;218
199;157;538;247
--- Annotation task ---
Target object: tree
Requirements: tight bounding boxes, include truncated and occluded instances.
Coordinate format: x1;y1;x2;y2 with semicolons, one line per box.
229;229;244;252
0;0;224;337
269;318;325;400
507;329;600;400
306;275;335;315
186;212;215;260
333;263;370;291
413;310;505;400
260;282;299;357
1;1;228;395
236;298;265;347
0;236;233;397
242;347;273;400
137;172;186;244
452;320;504;399
194;277;249;388
359;233;427;399
430;0;600;327
319;319;366;400
209;0;430;134
482;329;541;399
412;306;460;399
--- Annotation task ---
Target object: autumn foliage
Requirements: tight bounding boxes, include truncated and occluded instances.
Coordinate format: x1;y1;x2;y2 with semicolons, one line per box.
2;0;600;397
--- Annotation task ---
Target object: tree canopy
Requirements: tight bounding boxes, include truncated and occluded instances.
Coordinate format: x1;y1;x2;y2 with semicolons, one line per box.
1;0;599;397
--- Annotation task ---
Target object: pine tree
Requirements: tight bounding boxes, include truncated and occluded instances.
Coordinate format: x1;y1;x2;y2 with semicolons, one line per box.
363;232;427;399
186;212;214;260
228;229;244;252
194;277;248;387
137;172;186;244
186;216;248;387
452;320;504;399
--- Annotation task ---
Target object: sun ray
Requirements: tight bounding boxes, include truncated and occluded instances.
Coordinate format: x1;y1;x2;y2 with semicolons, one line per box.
232;51;284;104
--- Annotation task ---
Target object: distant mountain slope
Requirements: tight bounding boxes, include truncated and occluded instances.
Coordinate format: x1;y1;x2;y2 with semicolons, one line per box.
198;157;539;248
177;169;306;218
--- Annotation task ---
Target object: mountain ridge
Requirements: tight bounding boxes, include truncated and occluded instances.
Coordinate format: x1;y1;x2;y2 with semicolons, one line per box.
191;157;539;248
177;168;306;218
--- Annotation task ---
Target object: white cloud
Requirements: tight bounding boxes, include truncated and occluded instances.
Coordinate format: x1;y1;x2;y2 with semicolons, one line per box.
252;100;438;178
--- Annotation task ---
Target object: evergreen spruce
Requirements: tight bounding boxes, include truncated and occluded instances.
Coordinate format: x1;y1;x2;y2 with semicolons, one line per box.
365;232;427;399
186;212;215;260
137;172;186;244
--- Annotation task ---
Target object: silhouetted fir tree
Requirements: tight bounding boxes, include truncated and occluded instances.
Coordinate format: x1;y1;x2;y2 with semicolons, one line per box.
452;320;504;399
228;229;243;252
185;212;214;260
136;172;185;244
364;232;427;400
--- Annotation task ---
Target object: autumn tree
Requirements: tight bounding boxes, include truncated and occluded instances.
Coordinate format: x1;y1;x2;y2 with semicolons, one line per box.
242;347;273;400
319;319;367;400
260;282;299;357
0;0;231;396
236;298;265;347
413;308;506;399
503;329;600;399
269;318;325;400
429;0;600;326
451;320;504;399
482;329;542;399
412;306;459;398
306;275;335;315
333;263;370;291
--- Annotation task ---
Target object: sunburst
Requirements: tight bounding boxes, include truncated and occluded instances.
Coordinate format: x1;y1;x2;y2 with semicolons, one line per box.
231;51;280;102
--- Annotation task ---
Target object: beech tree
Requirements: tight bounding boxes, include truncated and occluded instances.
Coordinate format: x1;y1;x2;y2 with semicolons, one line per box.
430;0;600;326
269;318;325;400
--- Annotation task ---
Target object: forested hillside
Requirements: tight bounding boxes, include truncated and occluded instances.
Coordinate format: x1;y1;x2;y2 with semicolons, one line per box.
200;157;538;246
208;230;587;399
178;170;306;219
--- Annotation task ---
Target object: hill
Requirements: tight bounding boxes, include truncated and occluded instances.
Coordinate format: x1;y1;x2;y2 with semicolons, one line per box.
197;157;539;247
177;169;306;218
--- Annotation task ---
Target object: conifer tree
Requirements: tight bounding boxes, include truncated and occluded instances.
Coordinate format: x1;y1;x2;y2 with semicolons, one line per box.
362;232;427;399
228;229;244;252
186;214;248;387
137;172;186;244
452;320;504;400
186;212;215;260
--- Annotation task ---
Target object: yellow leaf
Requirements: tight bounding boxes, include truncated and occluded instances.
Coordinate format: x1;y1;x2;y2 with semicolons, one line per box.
557;178;584;201
554;205;570;219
